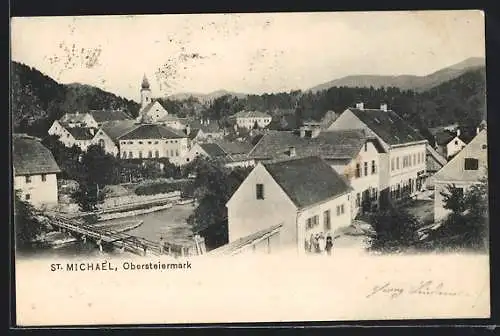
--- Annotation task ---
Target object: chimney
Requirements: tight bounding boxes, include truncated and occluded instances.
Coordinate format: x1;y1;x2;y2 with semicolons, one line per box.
380;103;388;111
457;129;461;137
299;128;306;138
356;102;364;110
90;128;95;136
289;146;296;157
186;125;191;135
476;127;480;135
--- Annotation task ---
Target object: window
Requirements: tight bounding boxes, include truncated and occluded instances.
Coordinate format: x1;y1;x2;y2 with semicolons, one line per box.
155;150;159;158
482;144;487;150
364;143;368;152
41;174;47;182
356;193;361;207
25;194;30;200
122;152;127;159
340;204;345;214
324;210;331;230
306;215;319;229
148;151;152;158
355;164;361;178
413;154;416;166
175;150;179;156
170;150;174;157
25;175;31;183
336;205;341;216
154;141;159;144
396;157;400;169
364;162;368;176
129;151;133;158
371;160;376;174
98;139;105;148
256;184;264;200
138;141;143;144
128;141;133;144
455;140;458;145
139;151;143;159
464;158;479;170
148;141;152;144
391;158;395;171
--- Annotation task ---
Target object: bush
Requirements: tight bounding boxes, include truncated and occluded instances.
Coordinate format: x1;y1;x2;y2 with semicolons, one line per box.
134;180;192;196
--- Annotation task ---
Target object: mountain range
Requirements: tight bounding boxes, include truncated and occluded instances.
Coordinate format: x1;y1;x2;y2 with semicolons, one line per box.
308;57;485;93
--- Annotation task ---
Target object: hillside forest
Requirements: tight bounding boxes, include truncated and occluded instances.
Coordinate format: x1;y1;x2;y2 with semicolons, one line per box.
11;61;486;141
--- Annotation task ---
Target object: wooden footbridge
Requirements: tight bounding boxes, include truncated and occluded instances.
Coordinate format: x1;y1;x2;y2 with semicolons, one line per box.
40;211;206;257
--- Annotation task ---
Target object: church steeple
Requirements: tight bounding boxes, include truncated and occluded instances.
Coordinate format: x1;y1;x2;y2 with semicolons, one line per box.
140;74;152;110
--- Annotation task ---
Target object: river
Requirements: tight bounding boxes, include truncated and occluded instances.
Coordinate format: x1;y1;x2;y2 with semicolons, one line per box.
17;204;196;259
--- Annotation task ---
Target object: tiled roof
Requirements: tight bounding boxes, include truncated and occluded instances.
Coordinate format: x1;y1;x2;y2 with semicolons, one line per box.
13;134;61;176
232;110;271;119
66;127;96;140
433;130;488;183
188;119;222;133
426;144;447;172
249;129;383;161
263;156;352;209
89;109;132;123
208;224;283;256
435;130;456;146
188;128;202;140
100;120;140;142
199;143;227;157
119;124;186;140
348;108;425;146
214;139;253;155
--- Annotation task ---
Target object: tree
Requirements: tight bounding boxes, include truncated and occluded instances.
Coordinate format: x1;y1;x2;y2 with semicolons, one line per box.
367;205;422;253
71;181;106;213
440;184;466;214
185;157;252;248
13;191;43;250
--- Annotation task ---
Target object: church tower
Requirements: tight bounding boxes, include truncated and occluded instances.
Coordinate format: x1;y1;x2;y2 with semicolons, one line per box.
140;74;152;109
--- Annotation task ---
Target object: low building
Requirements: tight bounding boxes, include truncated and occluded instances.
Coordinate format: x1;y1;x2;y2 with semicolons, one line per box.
56;109;132;129
433;129;488;222
248;128;386;217
184;141;255;168
118;124;189;166
188;119;224;142
231;110;272;130
157;115;189;131
13;134;61;208
425;144;448;190
226;156;353;255
435;126;480;160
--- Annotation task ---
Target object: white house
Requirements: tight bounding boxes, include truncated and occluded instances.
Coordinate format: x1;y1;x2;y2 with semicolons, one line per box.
225;156;353;255
13;134;61;208
249;128;386;217
434;126;480;160
231;110;272;130
433;129;488;222
56;109;132;129
48;120;97;151
327;103;428;208
118;124;189;166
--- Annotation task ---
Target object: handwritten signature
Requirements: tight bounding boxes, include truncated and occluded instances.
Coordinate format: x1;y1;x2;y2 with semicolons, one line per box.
366;281;468;299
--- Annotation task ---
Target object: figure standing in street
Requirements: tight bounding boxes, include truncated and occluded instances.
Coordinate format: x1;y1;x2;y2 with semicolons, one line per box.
326;234;333;256
159;236;164;254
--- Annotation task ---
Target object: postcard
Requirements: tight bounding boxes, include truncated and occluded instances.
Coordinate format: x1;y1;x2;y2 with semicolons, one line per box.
11;10;489;326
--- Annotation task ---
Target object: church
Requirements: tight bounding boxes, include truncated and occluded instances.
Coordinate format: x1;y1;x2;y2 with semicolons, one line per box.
136;75;187;131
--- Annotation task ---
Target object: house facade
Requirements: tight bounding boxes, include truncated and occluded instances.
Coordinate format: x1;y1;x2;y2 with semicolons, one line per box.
327;103;428;207
48;120;97;151
226;156;352;255
91;120;139;156
231;110;272;130
248;128;386;217
118;124;189;166
13;134;61;208
433;129;488;222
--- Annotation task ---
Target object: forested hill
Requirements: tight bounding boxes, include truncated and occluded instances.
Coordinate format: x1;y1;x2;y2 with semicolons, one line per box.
11;61;140;136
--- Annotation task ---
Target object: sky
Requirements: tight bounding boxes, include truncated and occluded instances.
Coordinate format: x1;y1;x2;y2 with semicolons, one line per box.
11;10;485;102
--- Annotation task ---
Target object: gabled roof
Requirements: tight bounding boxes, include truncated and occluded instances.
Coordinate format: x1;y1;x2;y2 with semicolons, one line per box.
89;109;132;123
232;110;271;119
347;108;425;146
189;119;222;133
66;127;96;140
199;143;227;157
188;128;202;140
13;134;61;176
435;130;456;146
263;156;352;209
119;124;186;140
100;120;140;142
433;130;488;183
139;100;167;116
426;144;447;172
249;129;384;161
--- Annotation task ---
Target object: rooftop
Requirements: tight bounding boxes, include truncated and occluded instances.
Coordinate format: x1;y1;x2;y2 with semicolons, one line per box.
232;110;271;119
66;127;96;140
100;120;141;142
347;107;425;146
13;134;61;176
88;109;133;123
263;156;352;209
199;143;227;157
119;124;186;140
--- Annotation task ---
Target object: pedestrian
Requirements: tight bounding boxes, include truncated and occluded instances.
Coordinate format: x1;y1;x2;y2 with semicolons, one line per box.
318;232;326;254
143;244;147;256
309;234;315;254
325;234;333;256
159;236;164;254
314;234;320;253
